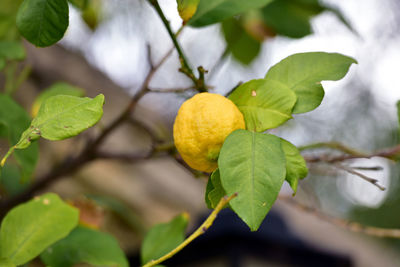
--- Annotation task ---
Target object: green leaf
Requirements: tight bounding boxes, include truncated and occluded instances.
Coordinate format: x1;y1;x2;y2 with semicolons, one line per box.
229;79;297;132
0;164;29;196
281;138;308;194
0;258;16;267
207;169;226;209
16;0;69;47
261;0;323;38
0;193;79;265
0;41;26;60
31;82;85;117
322;5;358;36
265;52;357;113
189;0;273;27
218;130;286;231
40;226;128;267
141;213;189;265
17;94;104;150
177;0;200;23
205;175;214;209
0;0;23;41
222;18;261;65
0;94;38;182
68;0;88;10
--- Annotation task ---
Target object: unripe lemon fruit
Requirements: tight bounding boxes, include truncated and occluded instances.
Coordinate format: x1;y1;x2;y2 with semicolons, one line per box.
173;93;245;172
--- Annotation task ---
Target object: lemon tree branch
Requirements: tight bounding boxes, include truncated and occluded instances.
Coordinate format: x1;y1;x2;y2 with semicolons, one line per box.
147;0;207;92
142;193;238;267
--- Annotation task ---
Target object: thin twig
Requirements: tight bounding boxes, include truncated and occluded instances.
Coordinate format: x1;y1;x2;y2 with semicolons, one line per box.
278;195;400;239
303;143;400;163
299;141;367;156
142;193;238;267
147;0;207;92
333;163;386;191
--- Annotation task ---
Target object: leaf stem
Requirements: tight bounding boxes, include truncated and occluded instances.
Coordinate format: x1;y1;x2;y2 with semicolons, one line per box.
142;193;238;267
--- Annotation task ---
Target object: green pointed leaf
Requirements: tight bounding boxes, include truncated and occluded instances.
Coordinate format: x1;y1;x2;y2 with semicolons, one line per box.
0;95;38;182
222;18;261;65
141;213;189;265
16;94;104;150
229;79;297;132
218;130;286;231
207;169;226;209
0;41;26;60
40;226;128;267
0;258;15;267
265;52;357;113
189;0;273;27
31;82;85;117
261;0;323;38
16;0;69;47
281;138;308;194
205;175;214;209
0;193;79;265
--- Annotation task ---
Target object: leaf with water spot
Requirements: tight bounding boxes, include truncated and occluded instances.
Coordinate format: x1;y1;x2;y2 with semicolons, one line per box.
0;193;79;265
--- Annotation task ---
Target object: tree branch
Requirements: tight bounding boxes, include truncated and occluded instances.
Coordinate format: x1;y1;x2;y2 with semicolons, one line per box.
279;195;400;239
303;143;400;163
0;46;173;216
147;0;207;92
333;163;386;191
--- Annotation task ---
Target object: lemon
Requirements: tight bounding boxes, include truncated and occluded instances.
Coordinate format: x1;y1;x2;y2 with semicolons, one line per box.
173;93;245;172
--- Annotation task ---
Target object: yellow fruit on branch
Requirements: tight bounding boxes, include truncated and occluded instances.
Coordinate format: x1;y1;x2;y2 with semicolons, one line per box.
173;93;245;172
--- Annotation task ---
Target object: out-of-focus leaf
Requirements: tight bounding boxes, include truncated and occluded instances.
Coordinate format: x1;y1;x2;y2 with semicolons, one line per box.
40;226;129;267
189;0;273;27
0;258;15;267
0;41;25;60
0;94;38;182
0;0;23;40
261;0;323;38
265;52;357;113
68;0;88;10
31;82;85;117
0;58;5;71
0;164;29;196
16;0;69;47
222;18;261;65
89;195;147;235
0;193;79;266
141;213;189;265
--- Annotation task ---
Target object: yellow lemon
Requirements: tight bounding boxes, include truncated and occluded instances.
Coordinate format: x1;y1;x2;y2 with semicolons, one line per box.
173;93;245;172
